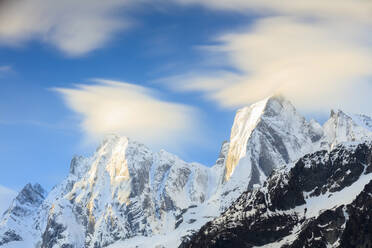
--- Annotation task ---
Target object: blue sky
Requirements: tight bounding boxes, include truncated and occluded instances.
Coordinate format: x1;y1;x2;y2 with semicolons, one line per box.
0;4;245;190
0;0;371;192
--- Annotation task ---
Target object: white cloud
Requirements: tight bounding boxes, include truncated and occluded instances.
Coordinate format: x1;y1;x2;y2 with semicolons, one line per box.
164;1;372;116
54;80;200;150
2;0;370;60
0;0;135;56
173;0;372;24
0;185;16;215
1;0;371;115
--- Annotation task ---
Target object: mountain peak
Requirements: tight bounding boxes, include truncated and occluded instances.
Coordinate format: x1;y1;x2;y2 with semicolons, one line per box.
323;110;372;148
16;183;46;206
350;113;372;132
329;109;348;119
234;94;286;116
262;94;296;117
224;95;302;182
98;133;128;150
0;183;46;246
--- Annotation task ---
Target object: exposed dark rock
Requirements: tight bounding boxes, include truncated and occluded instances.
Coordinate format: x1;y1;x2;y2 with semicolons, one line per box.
339;180;372;248
180;142;372;248
41;216;68;248
0;230;22;246
283;206;346;248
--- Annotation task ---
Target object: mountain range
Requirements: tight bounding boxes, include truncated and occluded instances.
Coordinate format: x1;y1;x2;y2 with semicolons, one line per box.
0;95;371;248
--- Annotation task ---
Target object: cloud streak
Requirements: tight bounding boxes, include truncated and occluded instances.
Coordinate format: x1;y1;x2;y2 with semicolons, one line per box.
54;80;200;150
174;0;372;23
0;0;134;56
164;0;372;115
1;0;371;114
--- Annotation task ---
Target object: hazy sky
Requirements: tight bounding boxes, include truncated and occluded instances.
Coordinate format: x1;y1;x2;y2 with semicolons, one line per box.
0;0;371;196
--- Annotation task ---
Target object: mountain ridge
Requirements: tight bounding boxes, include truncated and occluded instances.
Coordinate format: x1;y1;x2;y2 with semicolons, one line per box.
180;141;372;248
0;95;371;248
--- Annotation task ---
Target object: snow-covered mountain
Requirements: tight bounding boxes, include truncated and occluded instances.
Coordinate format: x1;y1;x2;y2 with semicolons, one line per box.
323;110;372;148
220;95;324;207
0;95;371;248
0;184;46;246
36;136;224;248
219;97;372;212
181;141;372;248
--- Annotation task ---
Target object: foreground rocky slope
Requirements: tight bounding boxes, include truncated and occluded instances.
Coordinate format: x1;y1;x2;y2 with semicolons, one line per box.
0;95;371;248
180;142;372;248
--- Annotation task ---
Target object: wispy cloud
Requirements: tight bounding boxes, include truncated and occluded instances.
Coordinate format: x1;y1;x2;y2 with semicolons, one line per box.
173;0;372;23
1;0;371;114
54;79;201;151
164;0;372;115
0;0;135;56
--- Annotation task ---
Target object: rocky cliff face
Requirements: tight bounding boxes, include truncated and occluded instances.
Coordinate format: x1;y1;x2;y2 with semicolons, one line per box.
221;95;324;206
0;96;371;248
180;142;372;248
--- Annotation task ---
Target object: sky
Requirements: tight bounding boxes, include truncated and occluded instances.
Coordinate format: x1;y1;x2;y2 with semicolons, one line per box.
0;0;371;201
